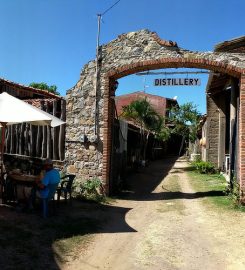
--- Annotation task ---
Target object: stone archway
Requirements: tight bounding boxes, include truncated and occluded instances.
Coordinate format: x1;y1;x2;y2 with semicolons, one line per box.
66;29;245;200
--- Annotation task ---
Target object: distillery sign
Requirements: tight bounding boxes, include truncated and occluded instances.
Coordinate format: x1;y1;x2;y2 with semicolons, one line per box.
154;78;201;86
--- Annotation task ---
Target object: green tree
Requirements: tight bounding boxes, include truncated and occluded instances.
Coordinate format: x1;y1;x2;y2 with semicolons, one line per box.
168;102;201;154
121;98;169;160
29;82;60;95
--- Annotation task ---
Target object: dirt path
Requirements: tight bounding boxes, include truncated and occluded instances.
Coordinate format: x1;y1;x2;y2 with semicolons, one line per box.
64;158;245;270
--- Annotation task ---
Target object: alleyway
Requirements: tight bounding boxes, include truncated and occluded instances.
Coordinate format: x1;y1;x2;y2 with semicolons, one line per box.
64;158;245;270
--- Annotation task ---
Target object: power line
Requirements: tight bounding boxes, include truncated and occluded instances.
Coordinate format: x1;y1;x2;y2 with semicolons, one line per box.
136;71;215;76
101;0;121;16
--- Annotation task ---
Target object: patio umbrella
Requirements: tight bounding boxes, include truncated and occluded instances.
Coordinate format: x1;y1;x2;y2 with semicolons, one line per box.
0;92;65;127
0;92;65;173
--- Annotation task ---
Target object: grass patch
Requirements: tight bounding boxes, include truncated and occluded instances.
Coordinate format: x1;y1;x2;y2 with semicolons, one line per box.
187;170;245;212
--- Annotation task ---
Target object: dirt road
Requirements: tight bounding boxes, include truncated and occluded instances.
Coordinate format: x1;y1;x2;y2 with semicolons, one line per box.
64;158;245;270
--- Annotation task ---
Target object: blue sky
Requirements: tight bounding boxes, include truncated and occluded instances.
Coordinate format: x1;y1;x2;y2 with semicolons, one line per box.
0;0;244;114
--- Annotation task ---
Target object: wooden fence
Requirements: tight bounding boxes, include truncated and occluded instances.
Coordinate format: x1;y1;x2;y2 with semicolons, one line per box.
4;99;66;161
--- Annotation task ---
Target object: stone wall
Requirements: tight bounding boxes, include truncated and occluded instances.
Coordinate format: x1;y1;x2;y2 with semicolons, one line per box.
206;95;223;167
66;29;245;192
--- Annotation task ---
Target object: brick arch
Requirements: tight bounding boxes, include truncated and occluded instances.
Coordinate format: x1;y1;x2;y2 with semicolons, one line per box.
107;58;242;79
66;29;245;200
102;58;244;195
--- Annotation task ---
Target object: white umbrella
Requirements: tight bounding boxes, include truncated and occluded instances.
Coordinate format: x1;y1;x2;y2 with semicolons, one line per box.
0;92;65;173
0;92;65;127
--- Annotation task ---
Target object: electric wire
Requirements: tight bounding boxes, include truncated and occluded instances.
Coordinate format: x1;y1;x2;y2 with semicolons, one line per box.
101;0;121;16
136;70;213;76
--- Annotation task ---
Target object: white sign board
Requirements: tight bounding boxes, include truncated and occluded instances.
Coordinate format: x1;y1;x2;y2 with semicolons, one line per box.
154;78;201;86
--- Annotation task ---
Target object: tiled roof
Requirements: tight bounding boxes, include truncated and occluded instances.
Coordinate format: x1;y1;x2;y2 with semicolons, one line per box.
0;77;63;99
206;36;245;94
25;98;57;109
115;91;177;117
214;36;245;53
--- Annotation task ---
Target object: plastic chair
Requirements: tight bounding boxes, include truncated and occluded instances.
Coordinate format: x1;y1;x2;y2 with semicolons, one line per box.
1;173;17;204
57;174;75;204
42;183;59;218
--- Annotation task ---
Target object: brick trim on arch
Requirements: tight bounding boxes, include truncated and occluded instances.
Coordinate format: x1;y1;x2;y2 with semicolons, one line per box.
102;58;244;196
239;73;245;202
151;32;178;47
107;58;242;79
102;76;113;193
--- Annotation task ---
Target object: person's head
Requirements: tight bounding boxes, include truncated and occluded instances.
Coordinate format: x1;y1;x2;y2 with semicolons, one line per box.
43;158;53;171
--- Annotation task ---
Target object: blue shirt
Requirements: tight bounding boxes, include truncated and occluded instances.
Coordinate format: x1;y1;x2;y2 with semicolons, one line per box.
39;168;60;199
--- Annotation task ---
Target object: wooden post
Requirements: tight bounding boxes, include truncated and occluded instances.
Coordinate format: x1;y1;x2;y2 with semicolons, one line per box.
36;125;42;157
53;100;58;160
19;123;25;155
24;123;29;156
30;125;35;157
42;102;47;158
10;125;14;154
36;101;44;157
46;103;52;159
15;125;19;154
5;126;9;153
59;100;66;160
0;123;6;175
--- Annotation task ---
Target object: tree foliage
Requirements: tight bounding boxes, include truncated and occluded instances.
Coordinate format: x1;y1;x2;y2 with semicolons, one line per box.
121;98;170;159
168;102;201;143
122;98;156;130
29;82;60;95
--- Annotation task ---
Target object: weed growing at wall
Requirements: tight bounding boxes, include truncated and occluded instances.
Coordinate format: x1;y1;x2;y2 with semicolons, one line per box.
191;161;216;174
73;178;105;202
225;181;245;210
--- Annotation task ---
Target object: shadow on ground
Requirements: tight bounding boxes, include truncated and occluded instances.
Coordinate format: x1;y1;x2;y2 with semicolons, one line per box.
159;190;225;200
0;157;225;269
0;199;136;270
118;157;178;199
117;157;225;202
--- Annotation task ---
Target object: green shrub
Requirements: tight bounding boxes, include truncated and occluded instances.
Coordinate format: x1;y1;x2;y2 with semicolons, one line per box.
81;178;101;192
192;161;216;174
225;181;242;207
80;178;105;202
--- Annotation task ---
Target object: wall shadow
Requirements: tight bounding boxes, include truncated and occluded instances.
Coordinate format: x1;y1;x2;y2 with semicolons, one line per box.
132;190;225;201
0;200;136;270
119;156;178;200
118;157;225;202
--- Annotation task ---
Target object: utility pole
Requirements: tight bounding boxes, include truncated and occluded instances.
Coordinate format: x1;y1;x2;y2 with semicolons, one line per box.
94;14;101;136
93;1;121;136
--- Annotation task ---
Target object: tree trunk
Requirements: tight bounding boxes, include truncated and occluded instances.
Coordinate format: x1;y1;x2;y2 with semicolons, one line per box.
143;132;150;161
179;135;185;156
